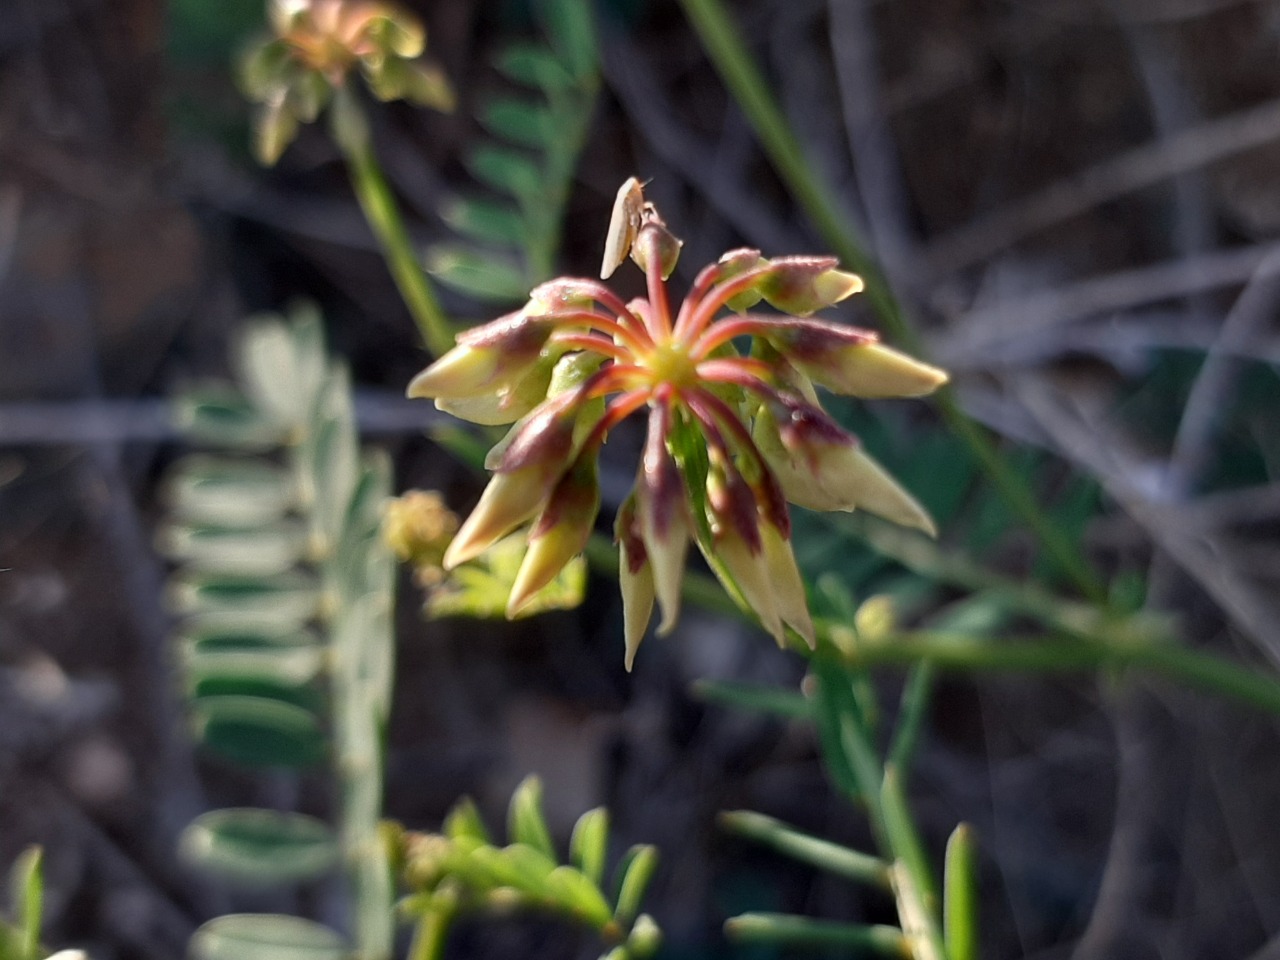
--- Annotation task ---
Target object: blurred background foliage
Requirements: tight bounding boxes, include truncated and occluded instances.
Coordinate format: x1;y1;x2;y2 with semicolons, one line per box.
2;0;1280;958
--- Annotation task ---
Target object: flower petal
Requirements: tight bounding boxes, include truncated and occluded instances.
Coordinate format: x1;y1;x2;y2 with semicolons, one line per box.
506;455;600;616
760;523;815;648
616;496;656;671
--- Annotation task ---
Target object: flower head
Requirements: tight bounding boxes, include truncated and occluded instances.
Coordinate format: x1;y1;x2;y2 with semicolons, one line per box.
240;0;454;164
409;179;948;667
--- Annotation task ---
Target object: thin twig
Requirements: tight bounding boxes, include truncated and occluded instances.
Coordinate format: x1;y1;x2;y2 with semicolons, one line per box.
1166;247;1280;495
924;96;1280;277
828;0;916;280
1014;375;1280;668
941;239;1280;359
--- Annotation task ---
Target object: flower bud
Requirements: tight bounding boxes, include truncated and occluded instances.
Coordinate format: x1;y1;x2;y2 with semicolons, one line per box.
760;523;815;648
705;460;785;644
406;312;554;401
756;257;863;317
707;527;785;646
638;407;691;636
441;469;547;569
616;496;656;671
716;248;766;312
506;454;600;616
435;353;554;426
764;318;947;398
630;220;683;280
767;396;935;535
752;401;851;512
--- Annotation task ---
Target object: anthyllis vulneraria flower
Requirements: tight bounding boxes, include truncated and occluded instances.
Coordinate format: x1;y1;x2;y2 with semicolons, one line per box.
408;179;948;669
239;0;454;164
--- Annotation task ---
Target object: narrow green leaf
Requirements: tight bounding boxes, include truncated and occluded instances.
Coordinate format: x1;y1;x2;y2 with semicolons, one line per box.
494;43;573;91
189;914;347;960
441;196;526;247
507;777;556;860
944;824;979;960
307;370;360;542
569;807;608;888
612;845;658;926
810;659;880;806
237;319;308;428
184;640;326;689
880;767;939;915
180;809;338;886
718;811;889;889
443;798;491;844
174;385;285;449
170;573;319;630
160;523;308;577
189;676;323;713
468;844;557;894
180;625;320;650
425;244;530;303
545;866;612;928
927;594;1011;636
725;913;907;954
191;695;327;769
167;457;295;527
480;98;554;149
692;679;810;719
12;846;42;960
886;663;935;778
535;0;598;80
465;147;543;212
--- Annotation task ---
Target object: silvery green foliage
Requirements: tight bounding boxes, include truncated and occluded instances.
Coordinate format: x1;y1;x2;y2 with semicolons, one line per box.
426;0;600;303
163;306;396;960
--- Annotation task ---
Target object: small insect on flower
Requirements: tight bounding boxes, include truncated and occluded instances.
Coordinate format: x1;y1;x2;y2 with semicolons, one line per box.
409;179;948;669
239;0;454;164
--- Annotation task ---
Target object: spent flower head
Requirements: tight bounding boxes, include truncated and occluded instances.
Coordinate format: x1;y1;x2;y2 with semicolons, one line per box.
240;0;454;164
408;179;947;668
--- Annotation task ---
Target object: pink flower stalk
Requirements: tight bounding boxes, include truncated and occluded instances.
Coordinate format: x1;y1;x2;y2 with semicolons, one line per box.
409;179;948;668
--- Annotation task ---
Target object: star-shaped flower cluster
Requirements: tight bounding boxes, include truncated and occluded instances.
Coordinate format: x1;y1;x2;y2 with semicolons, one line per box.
409;180;947;668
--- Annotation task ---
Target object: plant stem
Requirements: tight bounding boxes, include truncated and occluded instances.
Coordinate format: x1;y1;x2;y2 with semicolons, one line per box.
838;629;1280;714
725;914;911;955
407;907;454;960
675;0;1107;604
719;810;892;890
332;87;456;357
586;531;1280;716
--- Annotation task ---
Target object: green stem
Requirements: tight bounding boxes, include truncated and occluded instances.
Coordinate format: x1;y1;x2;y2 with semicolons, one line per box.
725;914;911;955
838;629;1280;714
887;664;935;778
675;0;1107;604
943;824;979;960
881;768;946;960
585;532;1280;716
407;907;455;960
719;810;892;890
332;87;456;357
